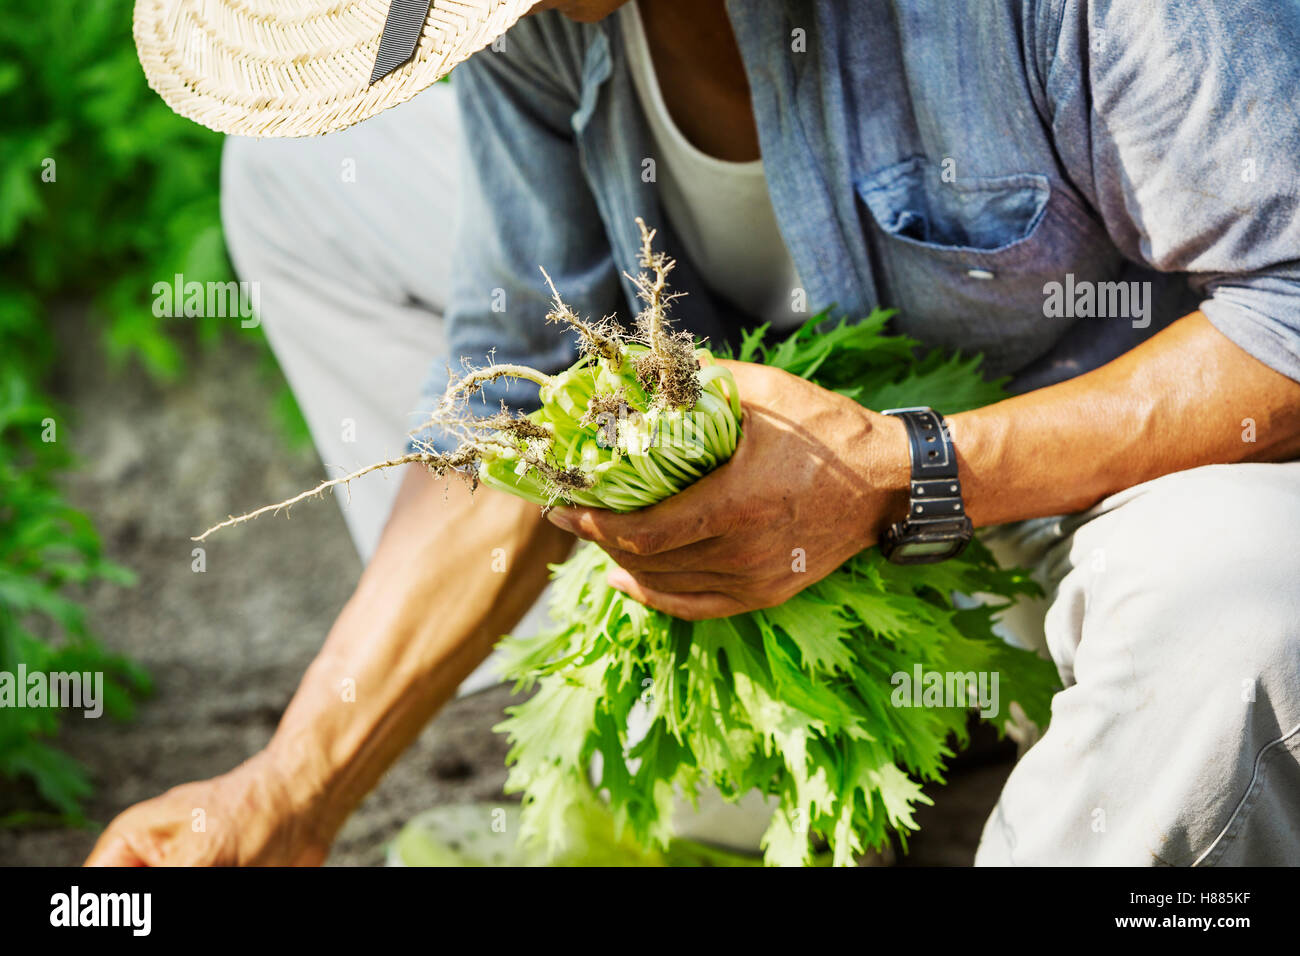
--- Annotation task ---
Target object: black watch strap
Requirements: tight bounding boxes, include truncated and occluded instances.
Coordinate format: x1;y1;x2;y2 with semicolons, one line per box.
880;406;972;564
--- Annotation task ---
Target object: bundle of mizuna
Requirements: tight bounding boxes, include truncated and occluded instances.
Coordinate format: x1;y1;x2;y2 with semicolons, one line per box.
198;219;1059;866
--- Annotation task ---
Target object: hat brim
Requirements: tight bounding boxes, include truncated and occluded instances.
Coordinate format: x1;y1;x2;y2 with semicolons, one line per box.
134;0;538;138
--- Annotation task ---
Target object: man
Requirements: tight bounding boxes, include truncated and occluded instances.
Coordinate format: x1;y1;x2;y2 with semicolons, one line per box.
93;0;1300;865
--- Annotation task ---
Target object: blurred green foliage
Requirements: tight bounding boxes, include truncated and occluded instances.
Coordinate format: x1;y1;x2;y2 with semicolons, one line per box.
0;372;151;827
0;0;300;824
2;0;232;375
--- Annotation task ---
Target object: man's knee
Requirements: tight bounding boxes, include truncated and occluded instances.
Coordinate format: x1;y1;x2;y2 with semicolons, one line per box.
1058;462;1300;682
220;91;460;308
220;136;332;277
1015;462;1300;864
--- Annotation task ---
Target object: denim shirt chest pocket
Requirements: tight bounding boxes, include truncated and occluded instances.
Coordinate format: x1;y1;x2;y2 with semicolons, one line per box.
855;157;1122;377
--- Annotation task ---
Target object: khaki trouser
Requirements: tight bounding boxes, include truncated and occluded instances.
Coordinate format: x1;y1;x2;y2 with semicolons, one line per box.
221;85;1300;866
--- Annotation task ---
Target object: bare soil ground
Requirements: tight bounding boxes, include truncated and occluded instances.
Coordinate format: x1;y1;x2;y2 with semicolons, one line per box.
0;312;1013;866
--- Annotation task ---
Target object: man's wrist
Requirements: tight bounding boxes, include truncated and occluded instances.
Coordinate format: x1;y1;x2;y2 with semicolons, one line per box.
262;718;352;844
864;409;913;544
945;407;1006;529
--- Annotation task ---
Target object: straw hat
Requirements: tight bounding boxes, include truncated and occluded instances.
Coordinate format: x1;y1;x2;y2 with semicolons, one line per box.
134;0;540;138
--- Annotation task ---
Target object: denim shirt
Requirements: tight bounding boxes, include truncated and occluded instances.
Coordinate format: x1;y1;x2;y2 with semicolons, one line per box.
415;0;1300;450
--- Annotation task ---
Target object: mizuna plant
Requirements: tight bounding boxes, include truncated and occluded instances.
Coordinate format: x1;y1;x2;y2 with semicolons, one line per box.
194;219;739;540
414;219;743;513
196;219;1059;866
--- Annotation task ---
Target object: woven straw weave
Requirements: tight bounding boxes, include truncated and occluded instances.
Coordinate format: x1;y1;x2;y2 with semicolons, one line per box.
134;0;537;137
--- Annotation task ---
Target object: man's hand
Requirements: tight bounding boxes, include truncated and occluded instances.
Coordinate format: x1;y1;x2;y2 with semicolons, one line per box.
547;360;910;619
85;466;571;866
84;752;327;866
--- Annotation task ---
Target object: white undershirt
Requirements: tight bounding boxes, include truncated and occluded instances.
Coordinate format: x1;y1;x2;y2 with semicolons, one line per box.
621;2;803;330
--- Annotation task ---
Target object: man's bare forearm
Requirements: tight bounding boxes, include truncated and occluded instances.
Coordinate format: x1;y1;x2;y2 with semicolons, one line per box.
952;312;1300;528
263;465;573;844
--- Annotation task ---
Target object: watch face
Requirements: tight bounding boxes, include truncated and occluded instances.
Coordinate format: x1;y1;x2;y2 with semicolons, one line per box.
882;519;972;565
896;539;958;558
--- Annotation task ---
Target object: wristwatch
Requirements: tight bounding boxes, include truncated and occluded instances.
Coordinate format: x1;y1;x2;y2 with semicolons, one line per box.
879;406;973;564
